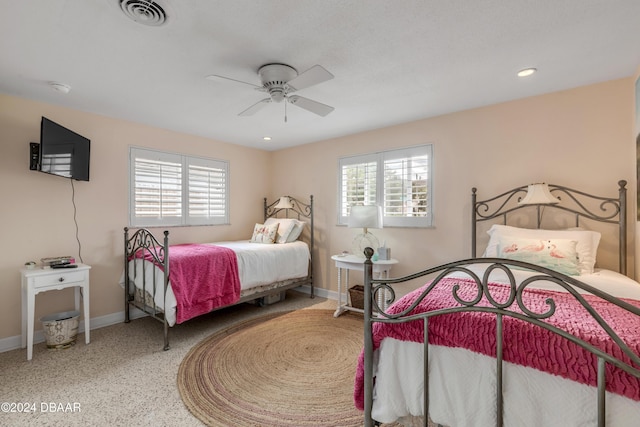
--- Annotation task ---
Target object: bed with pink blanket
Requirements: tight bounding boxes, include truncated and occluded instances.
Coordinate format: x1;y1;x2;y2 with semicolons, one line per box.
123;196;314;350
356;181;640;426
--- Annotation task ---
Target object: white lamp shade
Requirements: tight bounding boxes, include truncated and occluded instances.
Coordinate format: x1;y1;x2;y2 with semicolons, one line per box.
274;196;294;209
348;205;383;229
519;183;559;205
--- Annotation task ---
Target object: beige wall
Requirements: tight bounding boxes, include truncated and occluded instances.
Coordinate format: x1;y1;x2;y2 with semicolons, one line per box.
272;77;637;295
0;94;271;340
0;76;636;343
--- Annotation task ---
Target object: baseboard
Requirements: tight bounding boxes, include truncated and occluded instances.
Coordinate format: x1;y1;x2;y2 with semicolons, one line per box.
0;307;148;354
294;284;338;301
1;287;338;354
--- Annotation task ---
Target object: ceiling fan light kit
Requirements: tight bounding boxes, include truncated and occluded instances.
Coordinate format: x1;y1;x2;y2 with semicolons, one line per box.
207;63;335;120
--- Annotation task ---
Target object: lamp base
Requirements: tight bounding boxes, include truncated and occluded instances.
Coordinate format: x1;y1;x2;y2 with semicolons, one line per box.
352;232;380;258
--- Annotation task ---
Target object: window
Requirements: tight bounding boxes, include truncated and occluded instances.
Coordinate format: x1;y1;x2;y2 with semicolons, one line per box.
338;144;432;227
129;147;229;227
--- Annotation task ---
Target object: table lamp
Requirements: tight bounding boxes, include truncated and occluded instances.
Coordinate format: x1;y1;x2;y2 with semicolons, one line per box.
348;205;383;258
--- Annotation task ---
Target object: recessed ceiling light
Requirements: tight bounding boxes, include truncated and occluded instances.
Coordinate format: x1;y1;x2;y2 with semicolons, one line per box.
517;68;537;78
263;136;272;141
49;82;71;94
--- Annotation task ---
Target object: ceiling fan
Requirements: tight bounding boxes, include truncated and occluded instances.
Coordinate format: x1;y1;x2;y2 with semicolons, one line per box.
206;63;335;121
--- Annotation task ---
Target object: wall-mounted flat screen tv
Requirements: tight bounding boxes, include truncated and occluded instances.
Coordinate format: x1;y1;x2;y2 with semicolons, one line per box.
39;117;91;181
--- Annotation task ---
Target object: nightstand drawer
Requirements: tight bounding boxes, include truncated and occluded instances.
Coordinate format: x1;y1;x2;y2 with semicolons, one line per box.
32;270;87;288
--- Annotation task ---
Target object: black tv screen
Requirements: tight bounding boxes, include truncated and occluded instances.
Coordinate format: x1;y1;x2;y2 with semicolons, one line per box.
39;117;90;181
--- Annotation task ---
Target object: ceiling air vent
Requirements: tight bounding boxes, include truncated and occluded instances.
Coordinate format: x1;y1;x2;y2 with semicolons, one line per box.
119;0;169;26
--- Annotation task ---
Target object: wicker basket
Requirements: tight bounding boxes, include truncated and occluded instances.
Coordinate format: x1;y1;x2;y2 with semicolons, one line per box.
348;285;365;310
40;310;80;349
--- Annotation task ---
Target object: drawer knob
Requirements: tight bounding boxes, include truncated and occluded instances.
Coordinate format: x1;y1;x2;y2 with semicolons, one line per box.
58;277;65;282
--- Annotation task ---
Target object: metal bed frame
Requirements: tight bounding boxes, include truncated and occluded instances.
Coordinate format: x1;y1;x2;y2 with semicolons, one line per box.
362;181;640;426
123;195;314;350
471;180;628;274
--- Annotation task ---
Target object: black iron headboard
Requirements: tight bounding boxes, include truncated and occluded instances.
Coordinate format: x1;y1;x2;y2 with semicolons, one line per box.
264;195;314;296
472;181;627;275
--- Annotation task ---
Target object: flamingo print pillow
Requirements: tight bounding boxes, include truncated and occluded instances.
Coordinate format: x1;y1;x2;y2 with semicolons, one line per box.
497;237;580;276
483;224;601;275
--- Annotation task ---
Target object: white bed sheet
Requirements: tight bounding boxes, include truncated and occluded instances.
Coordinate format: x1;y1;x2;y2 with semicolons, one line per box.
122;240;310;326
370;266;640;426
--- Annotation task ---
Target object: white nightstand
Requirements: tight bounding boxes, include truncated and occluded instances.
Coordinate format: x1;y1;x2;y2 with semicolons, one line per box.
21;264;91;360
331;254;398;317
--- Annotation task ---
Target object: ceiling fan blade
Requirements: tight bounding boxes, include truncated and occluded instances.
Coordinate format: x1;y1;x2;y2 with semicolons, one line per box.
288;95;334;117
239;98;271;116
286;65;334;91
206;74;263;90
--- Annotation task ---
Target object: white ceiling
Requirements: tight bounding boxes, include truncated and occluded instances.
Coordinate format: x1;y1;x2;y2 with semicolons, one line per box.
1;1;639;151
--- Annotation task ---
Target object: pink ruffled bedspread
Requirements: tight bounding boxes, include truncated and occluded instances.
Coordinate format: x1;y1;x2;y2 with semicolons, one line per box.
354;277;640;410
137;243;241;324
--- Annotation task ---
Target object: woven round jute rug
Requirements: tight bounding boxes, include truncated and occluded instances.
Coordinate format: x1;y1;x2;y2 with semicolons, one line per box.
177;309;366;426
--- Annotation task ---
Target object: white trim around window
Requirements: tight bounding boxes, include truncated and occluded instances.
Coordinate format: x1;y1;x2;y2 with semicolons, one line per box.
129;147;229;227
338;144;433;228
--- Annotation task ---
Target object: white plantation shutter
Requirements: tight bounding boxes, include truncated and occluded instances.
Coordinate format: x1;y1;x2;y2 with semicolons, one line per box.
338;154;378;223
338;145;432;227
382;146;431;227
187;157;228;225
134;160;182;219
130;147;229;227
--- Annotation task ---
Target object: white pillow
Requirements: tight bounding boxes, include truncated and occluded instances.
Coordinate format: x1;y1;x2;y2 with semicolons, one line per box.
484;224;601;275
286;220;305;242
264;218;303;244
497;237;580;276
250;222;279;244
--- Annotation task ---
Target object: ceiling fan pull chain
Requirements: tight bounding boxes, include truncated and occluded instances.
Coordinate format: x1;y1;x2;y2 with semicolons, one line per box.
284;100;288;123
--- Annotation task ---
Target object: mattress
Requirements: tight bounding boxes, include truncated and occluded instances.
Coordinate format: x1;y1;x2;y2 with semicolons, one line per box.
123;240;310;326
368;266;640;426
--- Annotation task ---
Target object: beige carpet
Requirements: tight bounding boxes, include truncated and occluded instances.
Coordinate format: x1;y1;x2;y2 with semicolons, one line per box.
0;291;340;426
1;292;435;426
178;309;365;426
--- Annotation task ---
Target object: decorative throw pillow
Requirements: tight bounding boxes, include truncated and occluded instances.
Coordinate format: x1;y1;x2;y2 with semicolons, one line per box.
484;224;600;275
250;222;279;244
264;218;297;243
497;237;580;276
